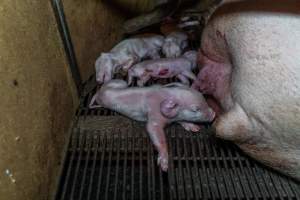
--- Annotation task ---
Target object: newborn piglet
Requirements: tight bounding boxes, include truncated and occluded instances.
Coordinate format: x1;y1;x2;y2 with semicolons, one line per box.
162;31;188;58
95;35;164;84
128;51;198;86
89;80;215;171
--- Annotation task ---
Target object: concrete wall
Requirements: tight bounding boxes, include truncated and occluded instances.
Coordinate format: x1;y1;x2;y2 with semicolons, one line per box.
63;0;125;81
0;1;78;200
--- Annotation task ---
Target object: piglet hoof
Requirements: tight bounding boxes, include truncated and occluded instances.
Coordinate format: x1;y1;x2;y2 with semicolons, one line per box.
157;155;168;172
189;125;202;132
181;122;202;132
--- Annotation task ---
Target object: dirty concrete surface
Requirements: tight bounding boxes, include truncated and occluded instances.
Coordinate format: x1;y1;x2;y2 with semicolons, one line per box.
63;0;125;81
0;1;76;200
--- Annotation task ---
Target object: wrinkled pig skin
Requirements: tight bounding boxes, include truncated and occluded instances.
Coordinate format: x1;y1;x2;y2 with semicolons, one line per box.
194;0;300;180
128;50;198;86
95;35;164;84
89;80;215;171
162;32;188;58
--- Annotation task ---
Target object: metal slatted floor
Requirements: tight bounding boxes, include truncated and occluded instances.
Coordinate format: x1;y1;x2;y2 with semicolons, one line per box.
55;75;300;200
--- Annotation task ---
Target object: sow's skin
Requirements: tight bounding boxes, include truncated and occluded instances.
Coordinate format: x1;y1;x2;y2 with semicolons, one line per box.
192;1;300;180
89;80;215;171
128;50;198;86
162;32;188;58
95;35;164;84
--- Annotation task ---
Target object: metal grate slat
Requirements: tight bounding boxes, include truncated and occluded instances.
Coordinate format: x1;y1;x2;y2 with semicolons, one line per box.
210;138;228;200
189;135;202;200
122;131;129;200
69;132;85;200
182;133;195;200
104;135;113;200
130;135;136;200
195;134;212;199
86;134;100;200
78;133;92;200
95;134;106;200
56;123;300;200
203;138;220;200
113;131;121;200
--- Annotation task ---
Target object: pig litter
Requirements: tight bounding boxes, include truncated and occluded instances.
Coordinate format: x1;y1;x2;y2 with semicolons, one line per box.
55;20;300;200
56;57;300;200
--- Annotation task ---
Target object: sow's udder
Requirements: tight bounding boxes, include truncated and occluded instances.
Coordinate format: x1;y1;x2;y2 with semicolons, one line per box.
193;1;300;180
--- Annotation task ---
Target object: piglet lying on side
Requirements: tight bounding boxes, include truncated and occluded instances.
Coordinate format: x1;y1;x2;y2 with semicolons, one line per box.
89;80;215;171
128;51;197;86
95;35;164;84
162;32;188;58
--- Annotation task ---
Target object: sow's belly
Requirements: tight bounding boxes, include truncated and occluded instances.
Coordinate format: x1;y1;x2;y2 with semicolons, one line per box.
196;2;300;180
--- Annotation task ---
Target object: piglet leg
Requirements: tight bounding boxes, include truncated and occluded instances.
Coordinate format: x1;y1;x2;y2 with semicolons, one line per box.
127;73;134;86
178;122;202;132
177;74;190;85
182;70;197;80
146;120;168;171
137;75;151;87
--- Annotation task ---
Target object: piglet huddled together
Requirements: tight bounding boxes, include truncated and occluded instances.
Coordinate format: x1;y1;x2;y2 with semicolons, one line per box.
92;27;214;171
95;35;164;84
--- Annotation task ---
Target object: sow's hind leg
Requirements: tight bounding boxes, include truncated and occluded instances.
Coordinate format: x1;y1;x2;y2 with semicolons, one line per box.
214;103;253;141
214;103;300;179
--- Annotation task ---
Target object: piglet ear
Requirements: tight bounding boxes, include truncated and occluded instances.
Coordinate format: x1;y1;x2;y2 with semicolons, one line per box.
160;99;178;118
